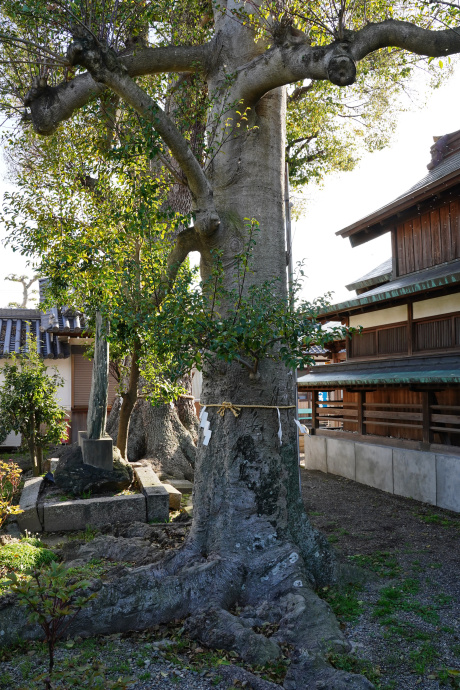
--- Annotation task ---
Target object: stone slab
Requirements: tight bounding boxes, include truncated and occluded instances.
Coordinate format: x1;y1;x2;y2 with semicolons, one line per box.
169;480;193;493
134;465;162;488
43;493;145;532
304;435;327;473
50;459;59;474
17;477;43;533
393;449;436;505
356;443;393;494
436;453;460;512
133;466;169;522
162;483;182;510
79;432;113;471
326;437;356;480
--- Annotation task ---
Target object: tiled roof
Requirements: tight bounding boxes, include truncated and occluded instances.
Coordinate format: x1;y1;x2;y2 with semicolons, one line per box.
317;259;460;317
346;258;392;293
298;354;460;387
0;306;86;359
307;345;328;355
0;314;71;359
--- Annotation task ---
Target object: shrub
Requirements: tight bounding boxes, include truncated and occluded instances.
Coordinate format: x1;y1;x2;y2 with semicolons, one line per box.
0;541;57;573
0;460;23;528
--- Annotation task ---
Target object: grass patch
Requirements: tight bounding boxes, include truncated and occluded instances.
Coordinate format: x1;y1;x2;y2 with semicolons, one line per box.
66;525;99;543
381;617;431;642
0;539;57;579
348;552;402;578
320;583;364;623
327;651;382;685
413;512;460;529
373;579;439;625
408;640;439;674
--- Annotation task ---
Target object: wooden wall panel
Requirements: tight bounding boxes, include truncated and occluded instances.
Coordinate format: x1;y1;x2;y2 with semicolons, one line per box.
440;205;452;264
412;217;422;271
404;220;415;274
73;353;118;408
365;389;423;441
430;209;442;266
396;225;406;275
351;331;376;358
414;318;452;351
421;213;432;269
397;200;460;275
451;200;460;259
377;325;407;354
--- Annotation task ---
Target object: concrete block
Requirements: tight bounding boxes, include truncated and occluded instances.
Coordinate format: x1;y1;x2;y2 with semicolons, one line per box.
162;483;182;510
144;486;170;522
133;465;169;522
356;443;393;493
43;493;145;532
134;465;162;489
436;453;460;512
326;437;356;480
79;432;113;471
169;480;193;493
393;449;436;505
17;477;43;533
50;459;59;473
304;435;327;473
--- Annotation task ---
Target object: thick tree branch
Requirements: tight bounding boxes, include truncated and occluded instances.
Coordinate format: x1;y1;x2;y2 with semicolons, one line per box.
66;40;218;237
167;227;201;284
236;20;460;104
25;42;213;135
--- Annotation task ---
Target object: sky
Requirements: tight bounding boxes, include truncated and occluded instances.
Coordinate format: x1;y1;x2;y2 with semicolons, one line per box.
0;66;460;307
294;67;460;305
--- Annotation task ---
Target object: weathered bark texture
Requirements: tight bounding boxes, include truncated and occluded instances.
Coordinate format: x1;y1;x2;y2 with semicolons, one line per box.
115;344;140;460
106;397;196;480
87;311;109;440
174;374;199;443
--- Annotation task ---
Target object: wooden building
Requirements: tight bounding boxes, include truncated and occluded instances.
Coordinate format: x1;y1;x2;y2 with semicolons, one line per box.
0;289;117;446
299;130;460;512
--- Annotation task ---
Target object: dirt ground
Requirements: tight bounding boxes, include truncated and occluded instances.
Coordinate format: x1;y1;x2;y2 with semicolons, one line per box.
301;467;460;690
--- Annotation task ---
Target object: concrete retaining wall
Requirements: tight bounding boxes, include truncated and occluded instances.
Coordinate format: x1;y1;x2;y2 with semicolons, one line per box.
304;434;460;512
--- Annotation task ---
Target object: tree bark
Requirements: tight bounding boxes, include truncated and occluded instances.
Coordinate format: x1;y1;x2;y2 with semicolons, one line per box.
115;343;140;460
87;311;109;440
107;396;196;480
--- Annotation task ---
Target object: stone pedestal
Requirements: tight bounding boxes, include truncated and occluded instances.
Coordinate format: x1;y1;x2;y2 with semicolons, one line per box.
78;431;113;471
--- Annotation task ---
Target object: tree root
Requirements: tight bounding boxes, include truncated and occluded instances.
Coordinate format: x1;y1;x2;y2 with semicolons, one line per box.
184;607;282;665
0;542;374;688
218;664;283;690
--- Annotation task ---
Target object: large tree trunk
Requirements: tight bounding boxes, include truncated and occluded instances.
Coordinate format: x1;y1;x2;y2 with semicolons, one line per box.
107;396;196;481
115;343;140;460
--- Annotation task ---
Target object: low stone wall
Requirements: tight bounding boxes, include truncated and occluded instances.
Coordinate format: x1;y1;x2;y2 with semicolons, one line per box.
17;464;182;532
304;434;460;512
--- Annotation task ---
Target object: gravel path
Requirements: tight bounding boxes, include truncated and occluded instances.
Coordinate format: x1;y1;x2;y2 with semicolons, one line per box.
301;467;460;690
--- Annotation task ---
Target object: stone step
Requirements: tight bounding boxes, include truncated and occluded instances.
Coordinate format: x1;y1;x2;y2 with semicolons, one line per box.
161;483;182;510
133;465;169;522
168;479;193;493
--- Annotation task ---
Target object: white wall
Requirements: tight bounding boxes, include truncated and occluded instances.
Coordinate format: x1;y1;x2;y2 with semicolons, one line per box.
413;292;460;320
48;357;72;411
349;305;407;329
